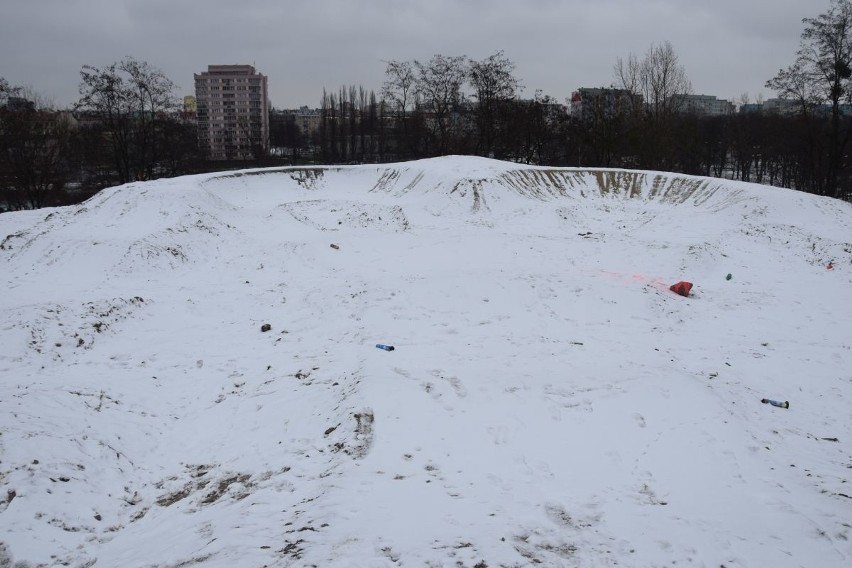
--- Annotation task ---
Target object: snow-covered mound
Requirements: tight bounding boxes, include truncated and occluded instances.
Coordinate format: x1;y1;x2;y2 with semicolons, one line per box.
1;156;851;567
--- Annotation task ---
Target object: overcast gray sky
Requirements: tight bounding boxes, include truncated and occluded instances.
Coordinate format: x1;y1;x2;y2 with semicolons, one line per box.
0;0;827;109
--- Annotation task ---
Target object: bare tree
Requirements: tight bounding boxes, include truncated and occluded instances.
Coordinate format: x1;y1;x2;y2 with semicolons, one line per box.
349;84;359;160
766;60;823;115
414;54;468;155
0;78;19;111
319;88;331;161
319;88;341;162
339;85;349;163
0;84;74;209
613;53;645;117
469;50;521;157
77;57;177;184
382;60;417;157
505;91;565;165
382;60;416;113
615;41;691;120
767;0;852;197
121;58;177;175
614;41;691;168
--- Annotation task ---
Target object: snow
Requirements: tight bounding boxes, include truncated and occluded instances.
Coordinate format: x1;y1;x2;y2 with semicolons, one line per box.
1;156;851;567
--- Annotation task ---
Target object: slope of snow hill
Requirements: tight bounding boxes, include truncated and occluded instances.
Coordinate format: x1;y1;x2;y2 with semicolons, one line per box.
1;156;851;567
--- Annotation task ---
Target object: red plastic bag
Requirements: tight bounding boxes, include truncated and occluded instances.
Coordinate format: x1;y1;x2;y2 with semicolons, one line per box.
669;281;693;297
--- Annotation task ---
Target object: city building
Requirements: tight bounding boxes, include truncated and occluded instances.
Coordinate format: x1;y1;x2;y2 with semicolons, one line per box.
2;96;36;112
739;98;852;116
284;106;322;137
571;89;736;119
671;94;734;116
570;88;637;122
179;95;198;124
761;98;801;115
739;103;764;114
194;65;269;160
183;95;197;114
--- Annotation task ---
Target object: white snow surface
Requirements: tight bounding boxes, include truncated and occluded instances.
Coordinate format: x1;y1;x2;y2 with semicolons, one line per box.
1;156;851;567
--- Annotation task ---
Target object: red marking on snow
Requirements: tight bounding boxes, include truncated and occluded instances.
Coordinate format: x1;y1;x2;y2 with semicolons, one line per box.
593;269;670;291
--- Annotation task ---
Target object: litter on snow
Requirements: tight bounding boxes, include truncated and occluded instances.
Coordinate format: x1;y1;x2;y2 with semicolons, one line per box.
669;281;693;297
761;398;790;409
375;344;395;351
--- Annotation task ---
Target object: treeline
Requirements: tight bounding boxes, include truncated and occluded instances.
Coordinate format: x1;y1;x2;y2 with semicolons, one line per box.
309;53;568;166
0;63;209;211
305;74;851;199
288;0;852;202
285;47;849;200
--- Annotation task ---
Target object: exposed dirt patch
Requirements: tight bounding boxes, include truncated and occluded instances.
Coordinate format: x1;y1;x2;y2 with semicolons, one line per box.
280;200;410;232
346;409;375;459
155;464;257;508
200;473;252;504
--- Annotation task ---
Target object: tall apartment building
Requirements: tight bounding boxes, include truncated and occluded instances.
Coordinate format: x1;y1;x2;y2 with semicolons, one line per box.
570;88;638;122
194;65;269;160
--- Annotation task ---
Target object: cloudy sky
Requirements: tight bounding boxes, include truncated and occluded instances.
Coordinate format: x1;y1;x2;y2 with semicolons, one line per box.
0;0;827;109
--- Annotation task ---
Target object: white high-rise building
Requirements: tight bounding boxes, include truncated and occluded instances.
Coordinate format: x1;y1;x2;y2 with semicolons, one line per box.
194;65;269;160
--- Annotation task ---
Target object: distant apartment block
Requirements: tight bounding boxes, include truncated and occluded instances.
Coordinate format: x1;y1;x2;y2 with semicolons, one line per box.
1;96;36;112
761;98;801;115
183;95;197;114
194;65;269;160
571;88;738;119
743;98;852;117
570;88;637;121
739;98;807;115
739;103;764;114
674;94;734;116
179;95;198;123
293;106;322;137
273;106;322;137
